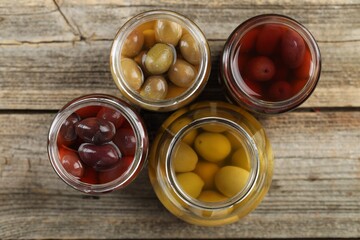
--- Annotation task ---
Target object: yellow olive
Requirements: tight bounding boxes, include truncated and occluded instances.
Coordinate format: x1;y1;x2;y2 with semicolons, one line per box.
231;146;250;171
122;29;144;58
168;59;197;88
179;33;201;65
170;117;197;145
177;172;204;198
154;20;182;46
120;58;144;91
197;190;227;202
140;75;168;100
145;43;174;75
224;131;243;149
215;166;250;198
194;132;231;162
194;161;220;190
172;141;198;172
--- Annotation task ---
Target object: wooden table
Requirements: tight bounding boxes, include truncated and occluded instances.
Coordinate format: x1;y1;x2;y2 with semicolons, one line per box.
1;0;359;238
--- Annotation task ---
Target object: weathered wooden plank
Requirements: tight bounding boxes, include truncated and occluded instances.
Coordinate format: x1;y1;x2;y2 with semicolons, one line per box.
0;40;359;109
0;0;79;44
0;112;359;238
0;0;359;43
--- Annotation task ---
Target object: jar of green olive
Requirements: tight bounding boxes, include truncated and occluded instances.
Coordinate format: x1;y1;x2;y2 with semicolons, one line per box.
110;10;211;111
149;101;273;226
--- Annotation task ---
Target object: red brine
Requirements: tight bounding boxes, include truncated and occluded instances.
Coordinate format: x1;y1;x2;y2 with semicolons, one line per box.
57;106;135;184
236;23;312;101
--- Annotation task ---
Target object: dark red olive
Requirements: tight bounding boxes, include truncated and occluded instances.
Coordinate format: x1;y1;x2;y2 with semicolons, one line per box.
98;156;134;184
58;113;80;146
247;56;276;82
113;128;137;156
281;29;306;68
78;143;121;170
75;117;116;144
268;80;293;101
58;146;84;178
96;107;125;129
75;106;101;118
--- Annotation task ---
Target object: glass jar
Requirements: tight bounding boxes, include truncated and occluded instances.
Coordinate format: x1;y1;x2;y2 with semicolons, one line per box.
110;10;211;112
148;101;273;226
220;14;321;114
47;94;148;194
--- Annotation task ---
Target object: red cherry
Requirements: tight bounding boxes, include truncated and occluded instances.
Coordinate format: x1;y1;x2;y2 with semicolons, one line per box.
75;106;102;119
256;24;283;55
80;167;98;184
97;107;125;129
237;54;248;74
58;146;84;178
281;29;306;68
239;28;259;53
292;78;308;95
113;128;137;156
98;156;134;184
247;56;276;82
268;80;293;101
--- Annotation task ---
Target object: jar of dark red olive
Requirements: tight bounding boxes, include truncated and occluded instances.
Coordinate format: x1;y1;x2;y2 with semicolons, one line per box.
47;94;148;194
220;14;321;114
149;101;273;226
110;10;211;111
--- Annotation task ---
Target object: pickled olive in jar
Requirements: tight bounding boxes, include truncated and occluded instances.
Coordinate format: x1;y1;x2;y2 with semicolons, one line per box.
165;84;188;99
75;117;116;144
231;147;250;171
121;58;144;90
140;75;168;100
194;132;231;162
198;190;227;202
143;29;156;49
122;29;144;57
134;51;147;68
168;59;197;88
97;107;125;129
194;161;219;190
145;43;175;75
170;117;197;145
176;172;204;198
78;142;121;170
172;142;198;172
98;156;134;183
58;113;80;145
179;33;201;65
154;19;182;46
215;166;250;198
58;146;84;178
113;127;137;156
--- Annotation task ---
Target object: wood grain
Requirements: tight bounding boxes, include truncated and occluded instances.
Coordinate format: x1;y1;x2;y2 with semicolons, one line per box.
0;0;359;110
0;112;359;238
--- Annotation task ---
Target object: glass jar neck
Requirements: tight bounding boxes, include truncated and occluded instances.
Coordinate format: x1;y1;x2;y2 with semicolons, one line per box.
165;117;260;210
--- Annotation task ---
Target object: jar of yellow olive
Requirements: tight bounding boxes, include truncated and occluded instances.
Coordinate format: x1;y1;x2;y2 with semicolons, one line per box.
110;10;211;111
149;101;273;226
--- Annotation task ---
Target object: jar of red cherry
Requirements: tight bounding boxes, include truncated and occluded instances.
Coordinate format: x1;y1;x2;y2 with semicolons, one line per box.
220;14;321;114
47;94;148;194
110;10;211;112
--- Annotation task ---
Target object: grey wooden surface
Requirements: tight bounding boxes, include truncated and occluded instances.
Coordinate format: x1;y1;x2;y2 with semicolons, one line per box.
0;0;359;239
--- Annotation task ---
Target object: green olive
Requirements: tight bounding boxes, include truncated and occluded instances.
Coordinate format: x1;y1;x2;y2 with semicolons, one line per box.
122;29;144;58
145;43;174;75
154;20;183;46
179;33;201;65
140;75;168;100
168;59;197;87
120;58;144;91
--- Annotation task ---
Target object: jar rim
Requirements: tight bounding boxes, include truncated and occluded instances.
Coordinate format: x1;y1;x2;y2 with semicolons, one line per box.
110;10;211;111
165;116;260;210
221;14;321;114
47;94;149;194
